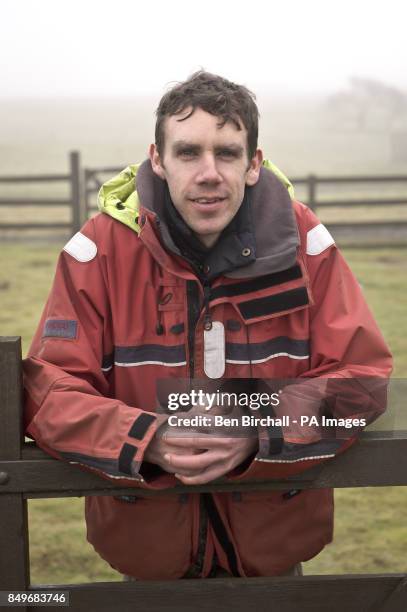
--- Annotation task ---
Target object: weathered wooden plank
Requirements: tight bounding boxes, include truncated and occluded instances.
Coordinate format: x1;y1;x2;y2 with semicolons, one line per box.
336;243;407;250
379;577;407;612
0;223;71;230
0;434;406;497
0;174;69;183
27;575;407;612
312;175;407;184
307;174;317;210
316;198;407;207
326;221;407;230
0;494;30;591
0;337;23;461
0;338;30;594
85;166;124;174
70;151;84;234
0;199;71;206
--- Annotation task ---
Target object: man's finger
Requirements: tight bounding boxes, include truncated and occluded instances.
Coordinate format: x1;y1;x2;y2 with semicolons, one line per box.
163;434;240;448
175;462;226;485
165;449;223;471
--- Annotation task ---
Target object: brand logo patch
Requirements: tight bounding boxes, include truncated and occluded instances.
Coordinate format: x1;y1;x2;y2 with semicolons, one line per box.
43;319;78;339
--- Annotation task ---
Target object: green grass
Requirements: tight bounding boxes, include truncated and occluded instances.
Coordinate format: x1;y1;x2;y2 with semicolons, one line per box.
28;498;120;584
342;249;407;377
306;487;407;575
0;244;61;356
1;241;406;583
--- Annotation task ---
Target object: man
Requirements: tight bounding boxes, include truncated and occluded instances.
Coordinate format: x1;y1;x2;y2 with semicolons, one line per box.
23;71;392;580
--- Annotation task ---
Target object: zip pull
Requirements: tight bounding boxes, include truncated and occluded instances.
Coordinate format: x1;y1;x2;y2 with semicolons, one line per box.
203;283;212;331
201;280;225;378
204;321;225;378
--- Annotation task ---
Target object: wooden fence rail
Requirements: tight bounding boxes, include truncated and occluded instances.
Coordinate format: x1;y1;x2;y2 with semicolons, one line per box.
0;336;406;611
1;152;407;246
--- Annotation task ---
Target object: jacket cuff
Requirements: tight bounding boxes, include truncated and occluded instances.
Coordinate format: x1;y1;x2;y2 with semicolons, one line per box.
116;411;165;480
129;413;176;487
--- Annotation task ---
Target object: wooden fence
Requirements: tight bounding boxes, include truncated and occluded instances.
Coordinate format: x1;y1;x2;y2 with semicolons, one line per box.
0;336;406;611
0;152;84;236
1;152;407;245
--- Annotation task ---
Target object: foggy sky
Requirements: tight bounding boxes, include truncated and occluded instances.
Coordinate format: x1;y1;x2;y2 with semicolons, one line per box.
1;0;406;98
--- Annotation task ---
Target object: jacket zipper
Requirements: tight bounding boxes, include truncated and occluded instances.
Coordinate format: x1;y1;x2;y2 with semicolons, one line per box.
186;279;201;378
185;278;209;577
185;277;240;577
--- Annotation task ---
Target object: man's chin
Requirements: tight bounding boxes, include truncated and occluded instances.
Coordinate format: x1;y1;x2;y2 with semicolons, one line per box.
193;228;222;249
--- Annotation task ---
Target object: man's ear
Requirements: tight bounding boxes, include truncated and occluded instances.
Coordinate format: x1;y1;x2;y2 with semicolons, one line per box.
149;143;166;180
245;149;263;186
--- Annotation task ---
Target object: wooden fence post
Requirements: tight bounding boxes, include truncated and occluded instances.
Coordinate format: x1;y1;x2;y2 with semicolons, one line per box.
70;151;84;235
308;174;317;211
0;337;30;600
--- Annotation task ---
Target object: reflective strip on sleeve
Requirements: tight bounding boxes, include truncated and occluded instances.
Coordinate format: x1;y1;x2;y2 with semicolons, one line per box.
306;224;335;256
63;232;98;262
257;439;342;463
60;450;142;480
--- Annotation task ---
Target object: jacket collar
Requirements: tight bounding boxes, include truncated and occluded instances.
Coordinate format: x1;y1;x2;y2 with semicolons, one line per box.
162;182;256;281
135;159;299;278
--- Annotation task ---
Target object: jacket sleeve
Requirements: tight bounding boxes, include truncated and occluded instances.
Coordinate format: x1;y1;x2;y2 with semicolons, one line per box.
230;207;393;481
23;222;163;487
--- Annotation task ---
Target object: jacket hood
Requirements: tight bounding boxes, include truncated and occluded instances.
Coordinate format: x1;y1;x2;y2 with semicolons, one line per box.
98;160;299;277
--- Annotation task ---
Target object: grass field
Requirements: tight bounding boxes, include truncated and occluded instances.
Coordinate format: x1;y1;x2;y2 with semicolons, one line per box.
0;238;406;583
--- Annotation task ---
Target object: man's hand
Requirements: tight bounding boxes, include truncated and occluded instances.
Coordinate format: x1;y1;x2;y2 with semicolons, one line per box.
145;427;258;484
143;428;206;476
164;434;258;484
143;404;258;483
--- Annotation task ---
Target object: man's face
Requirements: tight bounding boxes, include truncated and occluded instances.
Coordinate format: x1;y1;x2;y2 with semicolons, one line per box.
150;108;263;248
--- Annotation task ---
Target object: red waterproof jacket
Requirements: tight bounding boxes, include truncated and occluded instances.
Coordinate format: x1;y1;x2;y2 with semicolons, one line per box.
23;161;392;579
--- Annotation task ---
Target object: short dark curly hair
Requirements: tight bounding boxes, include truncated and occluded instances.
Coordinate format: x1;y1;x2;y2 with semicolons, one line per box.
155;71;259;160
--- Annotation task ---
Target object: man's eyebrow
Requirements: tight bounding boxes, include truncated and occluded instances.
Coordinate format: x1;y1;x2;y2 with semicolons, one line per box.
172;141;245;155
172;140;201;152
214;144;244;155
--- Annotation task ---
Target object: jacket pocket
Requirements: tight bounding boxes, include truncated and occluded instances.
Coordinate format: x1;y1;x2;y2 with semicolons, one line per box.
86;493;193;580
226;488;333;576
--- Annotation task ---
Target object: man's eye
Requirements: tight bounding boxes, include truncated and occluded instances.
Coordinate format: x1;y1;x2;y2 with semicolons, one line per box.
217;150;236;158
179;150;197;158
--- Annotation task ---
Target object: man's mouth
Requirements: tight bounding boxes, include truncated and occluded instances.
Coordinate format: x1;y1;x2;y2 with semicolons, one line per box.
190;197;226;204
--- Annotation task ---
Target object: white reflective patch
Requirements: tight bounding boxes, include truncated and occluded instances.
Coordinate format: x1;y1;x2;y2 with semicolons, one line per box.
63;232;97;262
204;321;225;379
306;224;335;255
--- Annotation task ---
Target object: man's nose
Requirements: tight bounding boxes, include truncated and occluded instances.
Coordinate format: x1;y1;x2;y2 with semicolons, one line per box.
195;154;222;183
